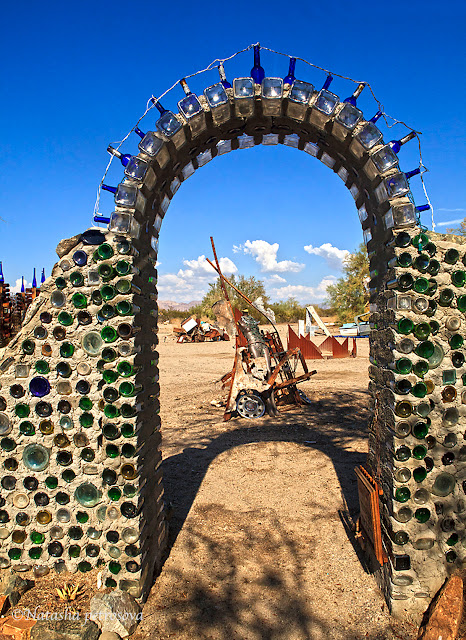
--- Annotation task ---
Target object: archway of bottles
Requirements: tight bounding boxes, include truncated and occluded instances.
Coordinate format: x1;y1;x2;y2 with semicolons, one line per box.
0;44;463;620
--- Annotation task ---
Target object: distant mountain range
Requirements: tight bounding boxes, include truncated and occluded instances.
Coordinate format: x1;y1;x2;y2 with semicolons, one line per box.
158;300;201;311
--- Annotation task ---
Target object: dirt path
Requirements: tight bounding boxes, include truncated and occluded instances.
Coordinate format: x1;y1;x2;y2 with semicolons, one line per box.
135;328;416;640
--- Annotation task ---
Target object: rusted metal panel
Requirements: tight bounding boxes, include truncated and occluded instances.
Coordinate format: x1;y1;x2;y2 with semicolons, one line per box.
288;326;323;359
355;465;387;566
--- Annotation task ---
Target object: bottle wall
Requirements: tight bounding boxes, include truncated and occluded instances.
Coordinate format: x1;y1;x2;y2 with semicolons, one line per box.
369;231;466;618
0;228;165;598
0;76;452;616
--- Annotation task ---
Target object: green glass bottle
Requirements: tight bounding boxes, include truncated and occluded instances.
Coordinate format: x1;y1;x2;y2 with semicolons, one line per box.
413;277;429;294
15;403;30;418
121;443;135;458
439;289;455;307
115;260;131;276
79;397;93;411
78;561;92;572
69;545;81;558
103;370;119;384
412;422;428;438
395;487;411;503
99;305;116;320
72;292;87;308
101;326;118;343
120;403;137;418
451;271;466;287
414;508;430;523
60;342;75;358
424;242;436;257
457;295;466;313
116;279;132;294
412;445;427;460
395;358;412;374
119;381;136;397
55;276;67;289
413;467;427;483
102;347;117;362
97;263;115;281
104;405;119;419
103;387;119;403
394;232;411;248
414;254;429;272
91;290;103;306
101;285;116;301
106;444;119;459
19;421;35;436
70;271;84;287
57;311;73;326
414;323;431;340
396;318;414;335
79;413;94;428
109;561;121;575
449;334;464;349
22;340;35;355
121;423;135;438
103;424;120;440
426;259;440;276
97;243;114;260
413;361;429;378
415;341;434;359
452;351;465;368
115;300;132;316
412;233;429;250
35;360;50;374
412;382;427;398
117;361;134;377
445;248;459;264
108;487;122;501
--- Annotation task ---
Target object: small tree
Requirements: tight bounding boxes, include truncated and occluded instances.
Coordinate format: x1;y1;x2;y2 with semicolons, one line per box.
198;275;269;321
326;243;369;324
446;218;466;236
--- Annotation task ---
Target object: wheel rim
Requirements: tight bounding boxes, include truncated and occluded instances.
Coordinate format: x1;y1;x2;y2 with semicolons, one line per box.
236;392;266;419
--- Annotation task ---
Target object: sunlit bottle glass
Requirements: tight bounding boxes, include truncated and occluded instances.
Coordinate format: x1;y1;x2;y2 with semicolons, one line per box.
371;145;398;173
177;78;202;119
356;122;382;150
314;85;338;115
203;83;228;109
414;323;431;340
289;80;314;105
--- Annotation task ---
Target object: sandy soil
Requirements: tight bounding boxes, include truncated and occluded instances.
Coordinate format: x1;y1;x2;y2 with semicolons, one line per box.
135;325;417;640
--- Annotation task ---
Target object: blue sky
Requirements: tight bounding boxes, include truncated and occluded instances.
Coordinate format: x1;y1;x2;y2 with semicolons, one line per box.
1;0;465;303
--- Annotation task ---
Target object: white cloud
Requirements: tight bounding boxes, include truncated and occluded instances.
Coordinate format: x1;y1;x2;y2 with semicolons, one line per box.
270;276;337;305
304;243;349;270
235;240;304;273
266;274;287;284
10;278;31;294
436;219;463;227
437;208;466;212
157;254;238;303
178;254;237;278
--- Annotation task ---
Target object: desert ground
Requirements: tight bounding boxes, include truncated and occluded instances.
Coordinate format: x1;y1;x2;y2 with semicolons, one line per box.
134;324;417;640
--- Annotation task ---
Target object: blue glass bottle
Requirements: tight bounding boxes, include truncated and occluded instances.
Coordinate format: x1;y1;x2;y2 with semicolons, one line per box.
322;74;333;91
388;131;417;153
177;79;202;119
107;146;131;167
32;269;37;289
218;62;231;89
416;204;430;212
251;44;265;84
94;215;111;224
370;110;383;123
151;99;182;137
21;276;25;293
405;168;421;180
41;269;45;285
134;127;145;139
283;58;296;86
0;262;3;284
343;83;365;106
102;184;117;195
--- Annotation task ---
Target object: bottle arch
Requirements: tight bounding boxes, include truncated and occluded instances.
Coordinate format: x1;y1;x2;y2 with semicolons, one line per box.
0;66;463;622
